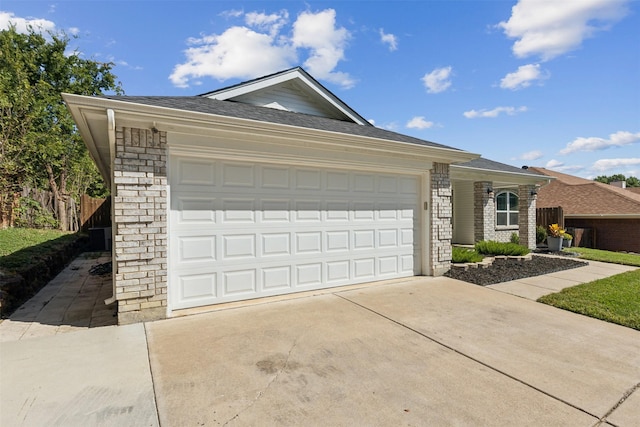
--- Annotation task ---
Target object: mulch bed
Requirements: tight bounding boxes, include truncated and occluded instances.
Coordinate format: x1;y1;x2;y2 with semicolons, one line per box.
444;254;588;286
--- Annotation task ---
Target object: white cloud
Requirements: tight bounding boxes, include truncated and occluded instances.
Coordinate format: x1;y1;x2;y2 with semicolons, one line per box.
68;27;80;36
545;159;564;169
170;26;296;87
292;9;354;88
379;28;398;51
559;131;640;154
406;116;434;130
219;9;244;19
497;0;630;61
245;10;288;36
500;63;548;90
463;106;528;119
592;158;640;172
171;8;354;89
0;11;56;33
422;66;453;93
517;150;544;161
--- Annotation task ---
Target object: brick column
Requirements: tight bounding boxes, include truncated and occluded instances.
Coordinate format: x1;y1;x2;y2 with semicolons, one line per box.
430;163;452;276
113;127;168;324
518;185;537;250
474;181;495;242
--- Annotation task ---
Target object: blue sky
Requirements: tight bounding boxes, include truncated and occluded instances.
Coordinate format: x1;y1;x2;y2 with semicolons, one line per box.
2;0;639;179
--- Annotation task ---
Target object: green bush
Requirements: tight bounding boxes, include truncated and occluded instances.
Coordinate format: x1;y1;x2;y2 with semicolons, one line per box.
510;232;519;244
475;240;530;256
452;246;484;263
536;225;548;244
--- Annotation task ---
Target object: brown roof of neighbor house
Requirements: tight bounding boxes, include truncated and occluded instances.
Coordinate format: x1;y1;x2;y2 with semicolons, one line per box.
529;167;640;216
627;187;640;195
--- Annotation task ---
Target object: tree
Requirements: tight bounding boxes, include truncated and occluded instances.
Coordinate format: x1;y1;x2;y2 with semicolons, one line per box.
594;174;640;188
0;26;122;230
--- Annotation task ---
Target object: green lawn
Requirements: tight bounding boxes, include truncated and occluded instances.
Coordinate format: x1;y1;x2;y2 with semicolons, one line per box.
0;228;79;271
539;248;640;330
564;247;640;267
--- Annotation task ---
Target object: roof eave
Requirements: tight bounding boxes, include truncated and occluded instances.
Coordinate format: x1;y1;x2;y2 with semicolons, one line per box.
63;93;479;177
450;163;554;186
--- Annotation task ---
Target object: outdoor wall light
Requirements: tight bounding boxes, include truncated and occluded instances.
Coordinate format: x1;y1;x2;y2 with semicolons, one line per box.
530;190;538;196
487;187;494;196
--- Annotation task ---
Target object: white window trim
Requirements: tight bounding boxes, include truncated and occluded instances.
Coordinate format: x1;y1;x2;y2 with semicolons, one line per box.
495;190;519;227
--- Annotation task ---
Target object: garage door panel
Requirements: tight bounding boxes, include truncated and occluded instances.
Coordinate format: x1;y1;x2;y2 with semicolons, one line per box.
173;197;217;224
222;163;255;188
327;260;350;283
261;199;290;222
170;157;422;310
296;263;323;286
222;235;256;259
353;174;375;192
295;169;322;190
262;233;291;256
223;269;257;296
178;235;216;262
261;166;290;188
326;171;350;191
262;266;292;290
175;159;216;187
179;273;217;301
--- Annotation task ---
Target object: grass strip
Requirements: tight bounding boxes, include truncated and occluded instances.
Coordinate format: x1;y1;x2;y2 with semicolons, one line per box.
564;247;640;267
538;269;640;331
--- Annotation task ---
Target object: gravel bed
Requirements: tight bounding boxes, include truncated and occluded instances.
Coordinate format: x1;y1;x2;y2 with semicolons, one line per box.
444;254;588;286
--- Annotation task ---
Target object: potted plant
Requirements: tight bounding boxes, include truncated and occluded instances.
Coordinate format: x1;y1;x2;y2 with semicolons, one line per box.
562;232;573;248
546;223;564;251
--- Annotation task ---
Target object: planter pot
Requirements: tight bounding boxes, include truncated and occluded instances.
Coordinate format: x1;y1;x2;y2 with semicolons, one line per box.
562;238;573;248
547;236;563;251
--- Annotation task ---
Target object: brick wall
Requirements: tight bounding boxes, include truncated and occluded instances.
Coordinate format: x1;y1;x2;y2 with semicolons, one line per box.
566;218;640;253
518;185;537;250
474;181;495;242
113;127;168;324
431;163;452;276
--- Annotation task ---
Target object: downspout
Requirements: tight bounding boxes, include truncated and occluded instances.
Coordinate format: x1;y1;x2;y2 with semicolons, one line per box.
105;108;117;305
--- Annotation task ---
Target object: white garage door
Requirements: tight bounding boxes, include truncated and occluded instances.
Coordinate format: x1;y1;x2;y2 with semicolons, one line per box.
169;156;421;310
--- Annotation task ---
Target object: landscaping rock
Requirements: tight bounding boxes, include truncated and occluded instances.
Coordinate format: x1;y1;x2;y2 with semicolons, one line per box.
445;255;588;286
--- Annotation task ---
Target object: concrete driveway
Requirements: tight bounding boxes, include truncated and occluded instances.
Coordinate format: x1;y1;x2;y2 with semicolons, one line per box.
2;276;639;426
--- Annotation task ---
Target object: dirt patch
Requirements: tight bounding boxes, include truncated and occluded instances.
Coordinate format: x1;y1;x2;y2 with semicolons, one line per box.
445;255;588;286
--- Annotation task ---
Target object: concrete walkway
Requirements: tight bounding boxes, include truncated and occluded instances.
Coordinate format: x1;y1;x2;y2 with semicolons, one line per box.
487;256;637;300
0;252;116;342
1;255;638;426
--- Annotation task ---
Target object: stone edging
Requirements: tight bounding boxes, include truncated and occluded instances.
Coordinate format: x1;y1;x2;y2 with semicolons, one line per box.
451;253;533;271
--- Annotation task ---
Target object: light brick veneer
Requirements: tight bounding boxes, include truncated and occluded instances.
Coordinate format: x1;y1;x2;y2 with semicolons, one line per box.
113;127;168;324
474;181;495;242
518;184;537;250
430;163;452;276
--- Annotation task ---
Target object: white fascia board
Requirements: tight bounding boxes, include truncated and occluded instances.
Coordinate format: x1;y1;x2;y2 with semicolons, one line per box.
451;163;554;186
64;94;478;167
62;93;111;184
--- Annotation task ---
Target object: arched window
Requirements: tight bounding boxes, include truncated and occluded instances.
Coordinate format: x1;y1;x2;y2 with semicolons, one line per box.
496;191;518;226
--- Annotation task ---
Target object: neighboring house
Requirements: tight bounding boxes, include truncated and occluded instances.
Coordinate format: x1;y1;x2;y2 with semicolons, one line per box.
529;167;640;253
64;67;548;324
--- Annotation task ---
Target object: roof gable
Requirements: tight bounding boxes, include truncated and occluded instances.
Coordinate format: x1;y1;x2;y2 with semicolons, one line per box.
529;167;640;216
199;67;371;125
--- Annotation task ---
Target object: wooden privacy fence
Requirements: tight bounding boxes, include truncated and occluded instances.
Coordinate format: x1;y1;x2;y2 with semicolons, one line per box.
536;206;564;229
80;195;111;231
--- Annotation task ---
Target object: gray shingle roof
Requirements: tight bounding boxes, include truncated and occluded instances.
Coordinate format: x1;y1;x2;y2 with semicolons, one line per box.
457;157;547;176
101;95;464;152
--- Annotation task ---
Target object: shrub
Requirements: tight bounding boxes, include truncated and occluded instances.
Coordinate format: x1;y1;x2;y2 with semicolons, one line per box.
536;225;547;244
475;240;530;256
510;232;519;244
452;246;484;263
